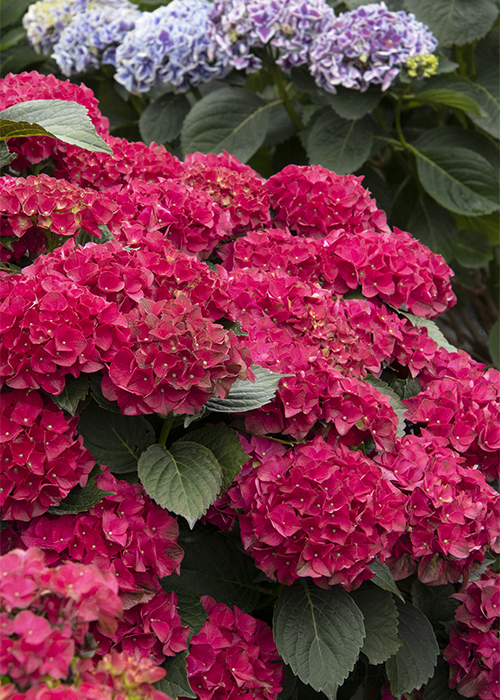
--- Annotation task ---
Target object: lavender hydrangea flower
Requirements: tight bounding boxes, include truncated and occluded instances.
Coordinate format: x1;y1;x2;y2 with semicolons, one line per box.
209;0;335;73
309;2;439;93
52;1;141;76
113;0;231;95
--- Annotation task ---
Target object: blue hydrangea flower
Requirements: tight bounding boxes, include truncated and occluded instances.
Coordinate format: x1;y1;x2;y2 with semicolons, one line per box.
23;0;90;54
309;2;438;93
209;0;335;72
113;0;231;95
52;1;141;76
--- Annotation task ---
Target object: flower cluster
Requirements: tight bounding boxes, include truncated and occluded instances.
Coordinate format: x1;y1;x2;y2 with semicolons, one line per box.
0;547;122;691
375;435;500;585
0;388;94;521
229;436;407;589
309;2;438;93
52;1;141;76
22;0;91;54
180;596;284;700
20;469;188;663
444;571;500;699
54;134;184;190
0;72;109;172
114;0;230;94
209;0;335;72
0;174;118;264
106;177;232;258
1;651;171;700
0;264;128;395
404;351;500;482
182;151;271;236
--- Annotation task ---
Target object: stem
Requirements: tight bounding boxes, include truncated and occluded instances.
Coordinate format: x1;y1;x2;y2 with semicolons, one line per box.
395;86;410;150
272;64;305;131
191;86;203;101
130;94;145;116
158;411;175;446
238;428;299;446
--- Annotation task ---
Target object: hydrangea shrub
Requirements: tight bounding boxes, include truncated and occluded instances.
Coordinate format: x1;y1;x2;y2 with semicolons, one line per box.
1;69;499;700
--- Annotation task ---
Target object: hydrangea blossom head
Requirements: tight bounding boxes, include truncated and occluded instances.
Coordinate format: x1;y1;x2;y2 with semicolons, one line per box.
210;0;335;72
52;2;141;76
309;2;438;93
114;0;230;94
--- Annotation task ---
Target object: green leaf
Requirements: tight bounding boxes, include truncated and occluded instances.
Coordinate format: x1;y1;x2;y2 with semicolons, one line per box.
75;223;114;247
368;560;405;602
0;140;15;168
350;588;402;665
407;194;458;261
489;320;500;369
47;466;114;515
410;581;459;629
385;600;439;696
0;26;26;50
264;102;298;147
413;146;499;216
78;402;156;473
400;312;457;353
137;442;222;528
160;578;207;638
0;100;112;153
413;125;499;176
273;580;365;699
434;56;459;74
89;374;122;413
364;376;407;438
453;212;500;245
322;86;383;120
52;375;90;416
0;0;33;27
177;426;247;491
139;92;190;145
304;109;373;175
413;88;487;116
0;45;46;77
402;0;498;46
423;659;463;700
204;365;292;413
156;652;196;700
165;529;262;612
181;87;279;163
455;228;494;268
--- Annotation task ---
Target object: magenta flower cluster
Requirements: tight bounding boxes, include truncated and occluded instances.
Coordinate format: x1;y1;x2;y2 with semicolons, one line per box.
444;572;500;699
180;596;284;700
0;389;94;521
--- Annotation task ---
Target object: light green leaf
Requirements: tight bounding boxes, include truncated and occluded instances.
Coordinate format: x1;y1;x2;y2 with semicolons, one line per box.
455;228;494;268
204;365;292;413
322;86;383;120
453;212;500;245
137;442;222;528
0;141;15;168
364;376;407;438
368;560;405;602
305;109;373;175
52;375;89;416
78;402;156;473
177;426;247;491
401;312;457;353
402;0;498;46
0;100;112;153
413;88;487;117
164;529;262;612
407;194;458;261
413;146;499;216
156;652;196;700
139;92;190;145
273;580;365;699
47;466;114;515
489;320;500;369
181;87;279;163
385;600;439;696
350;588;402;665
